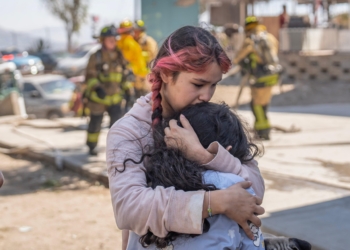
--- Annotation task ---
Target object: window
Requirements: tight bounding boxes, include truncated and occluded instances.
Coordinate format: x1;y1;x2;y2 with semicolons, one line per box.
23;83;37;92
40;79;75;94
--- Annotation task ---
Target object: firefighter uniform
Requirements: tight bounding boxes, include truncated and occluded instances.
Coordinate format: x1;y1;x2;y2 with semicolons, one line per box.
233;16;280;140
85;26;133;155
116;20;148;101
134;20;158;65
133;19;158;97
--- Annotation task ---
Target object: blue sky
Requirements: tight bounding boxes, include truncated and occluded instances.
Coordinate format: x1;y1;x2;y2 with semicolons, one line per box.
1;0;135;32
0;0;136;49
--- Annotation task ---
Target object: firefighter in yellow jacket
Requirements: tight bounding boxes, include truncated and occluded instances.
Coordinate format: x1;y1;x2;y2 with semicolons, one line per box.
116;20;148;101
85;25;133;155
133;19;158;97
233;16;281;140
134;20;158;66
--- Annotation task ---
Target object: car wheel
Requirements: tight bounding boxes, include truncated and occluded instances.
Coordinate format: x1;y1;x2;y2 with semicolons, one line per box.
47;111;62;120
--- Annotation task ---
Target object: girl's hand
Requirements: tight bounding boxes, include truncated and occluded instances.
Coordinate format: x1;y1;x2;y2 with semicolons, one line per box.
209;181;265;240
164;114;214;164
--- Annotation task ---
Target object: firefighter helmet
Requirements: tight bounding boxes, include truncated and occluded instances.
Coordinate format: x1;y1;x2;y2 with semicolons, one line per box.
134;19;146;31
245;16;259;32
100;25;117;37
117;19;134;34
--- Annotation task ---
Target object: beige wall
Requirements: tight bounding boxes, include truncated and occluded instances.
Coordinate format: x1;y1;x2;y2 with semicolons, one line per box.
260;16;280;41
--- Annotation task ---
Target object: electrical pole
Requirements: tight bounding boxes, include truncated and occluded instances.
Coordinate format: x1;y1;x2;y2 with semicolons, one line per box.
45;27;51;49
91;15;99;38
348;0;350;29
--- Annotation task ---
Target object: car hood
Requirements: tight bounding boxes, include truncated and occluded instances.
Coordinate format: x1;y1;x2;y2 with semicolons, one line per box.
41;90;72;101
56;57;87;69
11;56;41;66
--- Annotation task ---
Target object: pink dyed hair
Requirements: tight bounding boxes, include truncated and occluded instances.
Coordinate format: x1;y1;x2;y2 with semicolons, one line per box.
148;26;231;127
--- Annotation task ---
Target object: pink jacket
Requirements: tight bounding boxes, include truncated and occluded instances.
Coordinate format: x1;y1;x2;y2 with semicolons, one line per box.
106;93;265;238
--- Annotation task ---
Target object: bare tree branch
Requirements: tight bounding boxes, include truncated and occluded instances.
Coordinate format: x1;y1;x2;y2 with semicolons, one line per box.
43;0;88;52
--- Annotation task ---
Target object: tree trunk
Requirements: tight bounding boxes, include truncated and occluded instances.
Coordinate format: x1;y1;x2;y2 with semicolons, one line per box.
67;30;73;53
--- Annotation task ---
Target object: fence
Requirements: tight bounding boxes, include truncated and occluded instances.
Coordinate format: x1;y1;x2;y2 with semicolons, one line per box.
279;28;350;52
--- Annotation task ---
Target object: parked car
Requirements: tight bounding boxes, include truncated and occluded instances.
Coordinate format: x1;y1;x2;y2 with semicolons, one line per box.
54;43;101;77
30;51;58;72
20;74;75;119
0;49;44;75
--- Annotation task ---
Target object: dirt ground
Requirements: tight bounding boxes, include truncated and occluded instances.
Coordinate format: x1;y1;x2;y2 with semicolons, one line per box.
0;153;122;250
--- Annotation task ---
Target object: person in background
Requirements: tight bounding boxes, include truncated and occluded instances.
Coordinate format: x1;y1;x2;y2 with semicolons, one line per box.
279;5;290;28
133;19;158;67
116;19;148;105
222;23;243;62
84;25;133;155
133;19;159;97
233;16;280;140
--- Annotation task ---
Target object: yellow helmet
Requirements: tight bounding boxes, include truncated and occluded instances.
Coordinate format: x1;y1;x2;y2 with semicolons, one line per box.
134;19;146;31
245;16;259;32
117;19;133;34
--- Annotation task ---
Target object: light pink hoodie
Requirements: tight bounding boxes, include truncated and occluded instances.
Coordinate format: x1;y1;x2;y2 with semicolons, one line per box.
106;93;265;237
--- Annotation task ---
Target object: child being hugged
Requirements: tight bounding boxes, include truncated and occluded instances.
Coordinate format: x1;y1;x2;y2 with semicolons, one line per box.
126;102;264;250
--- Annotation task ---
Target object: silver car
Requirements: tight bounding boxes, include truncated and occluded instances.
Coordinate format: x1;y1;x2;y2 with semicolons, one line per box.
21;74;75;119
54;43;101;77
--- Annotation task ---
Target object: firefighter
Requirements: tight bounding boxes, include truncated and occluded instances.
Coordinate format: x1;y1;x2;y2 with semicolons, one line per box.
116;19;149;101
132;19;158;97
233;16;281;140
133;19;158;66
85;25;133;155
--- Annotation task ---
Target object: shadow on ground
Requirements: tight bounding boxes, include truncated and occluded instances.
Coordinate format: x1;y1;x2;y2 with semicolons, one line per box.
0;154;95;197
262;196;350;250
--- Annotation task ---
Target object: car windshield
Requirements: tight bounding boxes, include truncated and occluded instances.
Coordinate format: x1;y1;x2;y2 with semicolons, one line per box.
40;79;75;94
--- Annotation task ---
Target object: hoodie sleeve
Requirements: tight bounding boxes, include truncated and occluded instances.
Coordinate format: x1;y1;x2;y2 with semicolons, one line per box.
106;117;205;237
204;142;265;199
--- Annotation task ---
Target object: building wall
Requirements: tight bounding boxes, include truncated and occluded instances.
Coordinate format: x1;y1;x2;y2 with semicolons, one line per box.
280;52;350;82
260;16;280;41
141;0;199;45
210;2;244;26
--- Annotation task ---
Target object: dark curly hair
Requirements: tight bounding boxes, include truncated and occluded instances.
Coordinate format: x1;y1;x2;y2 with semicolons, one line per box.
124;102;261;249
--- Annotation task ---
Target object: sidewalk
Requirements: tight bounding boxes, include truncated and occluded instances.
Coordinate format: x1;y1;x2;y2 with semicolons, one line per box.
1;111;350;249
0;117;109;186
1;111;349;189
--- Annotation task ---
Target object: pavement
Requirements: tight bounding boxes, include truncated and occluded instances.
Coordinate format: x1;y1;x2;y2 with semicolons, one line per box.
0;109;350;250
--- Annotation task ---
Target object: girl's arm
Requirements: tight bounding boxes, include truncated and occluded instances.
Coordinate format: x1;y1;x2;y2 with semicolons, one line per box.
204;142;265;199
108;117;264;240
